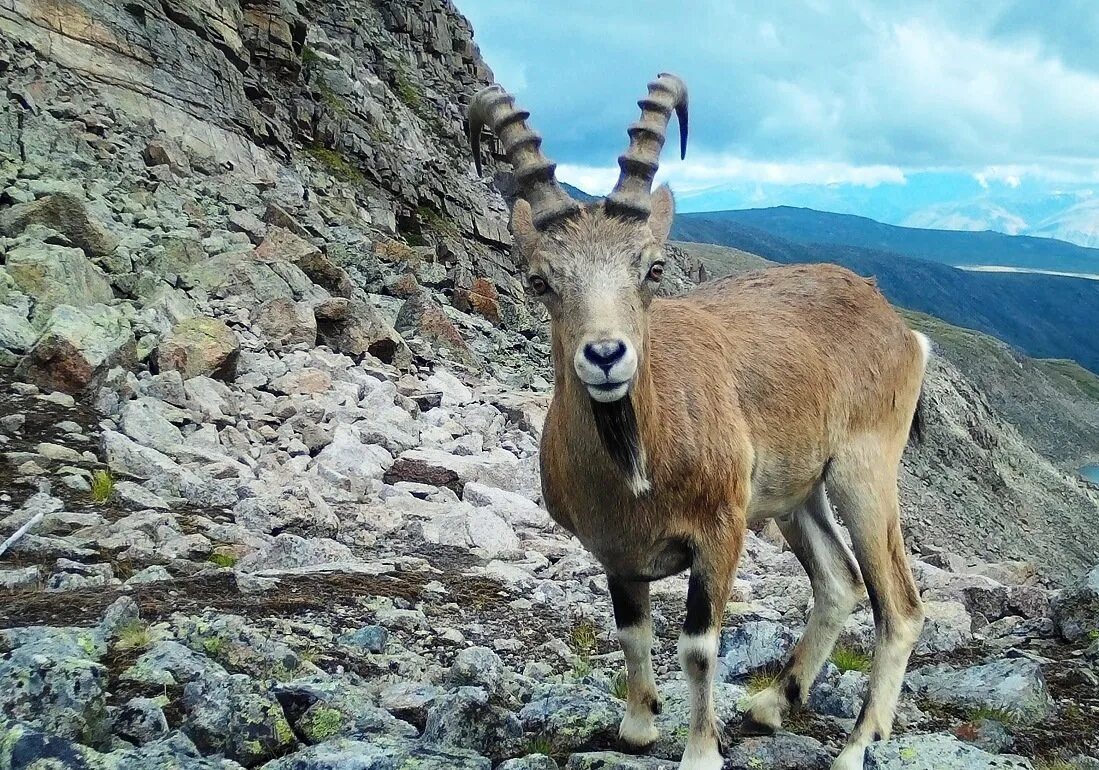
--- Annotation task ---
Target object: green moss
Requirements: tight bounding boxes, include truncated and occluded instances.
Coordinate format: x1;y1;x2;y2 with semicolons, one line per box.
829;644;871;673
304;144;363;184
301;45;323;66
90;469;114;503
1087;628;1099;642
304;706;345;741
202;637;224;657
899;747;918;760
1033;761;1076;770
77;632;98;657
208;553;237;568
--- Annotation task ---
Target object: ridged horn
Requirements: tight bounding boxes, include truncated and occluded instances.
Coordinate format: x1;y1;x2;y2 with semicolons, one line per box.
468;84;581;230
605;73;688;220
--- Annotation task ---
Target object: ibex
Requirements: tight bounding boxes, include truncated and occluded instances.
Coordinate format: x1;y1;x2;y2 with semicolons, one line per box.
468;74;929;770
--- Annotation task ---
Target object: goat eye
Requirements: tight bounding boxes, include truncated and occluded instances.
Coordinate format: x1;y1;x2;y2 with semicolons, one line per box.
528;275;549;295
647;262;665;282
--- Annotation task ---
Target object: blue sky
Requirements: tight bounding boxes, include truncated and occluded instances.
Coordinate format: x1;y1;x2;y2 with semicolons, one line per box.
456;1;1099;234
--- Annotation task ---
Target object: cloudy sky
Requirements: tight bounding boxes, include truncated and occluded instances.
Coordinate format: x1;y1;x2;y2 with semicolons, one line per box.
456;0;1099;232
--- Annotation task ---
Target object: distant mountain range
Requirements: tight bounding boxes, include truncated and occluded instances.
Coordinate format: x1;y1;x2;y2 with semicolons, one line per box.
673;206;1099;275
905;194;1099;249
669;209;1099;374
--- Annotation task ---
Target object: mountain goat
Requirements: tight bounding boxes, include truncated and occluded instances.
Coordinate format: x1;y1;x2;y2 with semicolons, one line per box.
468;73;929;770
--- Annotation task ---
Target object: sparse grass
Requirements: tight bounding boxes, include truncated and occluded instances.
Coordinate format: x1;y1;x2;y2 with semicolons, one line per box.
208;553;237;569
611;667;629;700
525;736;553;755
394;72;421;109
746;665;781;695
829;644;871;673
90;470;115;503
417;204;456;235
1037;358;1099;401
1033;760;1076;770
965;705;1018;725
304;144;363;183
114;619;151;652
317;81;349;115
569;619;598;657
1087;628;1099;642
301;45;323;67
570;657;592;679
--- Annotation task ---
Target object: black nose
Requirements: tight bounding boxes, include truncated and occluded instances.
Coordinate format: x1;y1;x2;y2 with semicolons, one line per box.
584;339;627;372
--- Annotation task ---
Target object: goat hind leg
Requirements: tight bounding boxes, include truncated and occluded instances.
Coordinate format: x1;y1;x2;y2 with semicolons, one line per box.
828;454;924;770
608;577;661;750
744;484;863;735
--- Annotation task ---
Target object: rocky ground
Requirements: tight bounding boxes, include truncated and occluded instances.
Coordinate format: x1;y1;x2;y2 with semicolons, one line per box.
2;0;1099;768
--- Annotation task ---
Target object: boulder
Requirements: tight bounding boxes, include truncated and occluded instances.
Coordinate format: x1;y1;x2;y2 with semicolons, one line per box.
256;227;353;297
865;734;1033;769
156;317;240;380
907;657;1053;725
1052;563;1099;641
0;193;118;256
5;242;114;322
314;297;411;367
16;303;135;393
519;684;623;756
395;290;472;364
0;303;36;353
252;297;317;350
422;687;523;762
718;620;796;681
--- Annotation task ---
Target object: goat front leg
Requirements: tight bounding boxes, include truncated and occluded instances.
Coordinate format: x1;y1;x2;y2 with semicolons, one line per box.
609;577;661;750
679;533;741;770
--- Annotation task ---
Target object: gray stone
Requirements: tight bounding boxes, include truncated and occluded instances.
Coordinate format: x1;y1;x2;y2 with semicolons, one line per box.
271;677;417;743
115;696;170;745
0;633;109;744
448;646;506;695
0;566;40;590
340;624;388;654
907;657;1053;725
262;736;491;770
519;684;623;756
0;303;36;352
314;296;411;367
725;733;834;769
235;534;357;573
16;303;135;394
253;297;317;350
156;316;240;380
182;671;296;765
565;753;676;770
120;398;184;454
499;756;559;770
422;687;523;761
865;734;1033;769
378;681;444;729
0;193;118;256
808;669;868;719
1053;564;1099;642
718;620;796;681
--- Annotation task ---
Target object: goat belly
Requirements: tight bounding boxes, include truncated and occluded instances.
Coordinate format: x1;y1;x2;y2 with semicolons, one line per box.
595;535;694;582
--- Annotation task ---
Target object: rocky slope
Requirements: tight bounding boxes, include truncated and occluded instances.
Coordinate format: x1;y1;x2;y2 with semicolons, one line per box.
1;2;1098;770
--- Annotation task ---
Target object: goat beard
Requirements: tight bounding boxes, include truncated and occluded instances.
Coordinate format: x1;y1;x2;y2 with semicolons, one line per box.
589;395;651;496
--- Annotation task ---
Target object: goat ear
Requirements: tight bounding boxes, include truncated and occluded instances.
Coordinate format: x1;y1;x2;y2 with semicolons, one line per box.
649;184;675;244
510;198;540;254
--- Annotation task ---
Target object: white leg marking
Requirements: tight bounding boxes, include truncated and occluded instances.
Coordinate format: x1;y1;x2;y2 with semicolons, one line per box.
678;631;723;770
617;624;659;747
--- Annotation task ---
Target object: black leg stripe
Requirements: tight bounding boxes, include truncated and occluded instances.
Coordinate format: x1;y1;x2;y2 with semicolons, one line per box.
608;578;645;629
683;571;713;636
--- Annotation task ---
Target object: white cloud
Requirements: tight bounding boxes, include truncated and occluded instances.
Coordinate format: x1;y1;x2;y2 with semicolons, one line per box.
557;155;906;199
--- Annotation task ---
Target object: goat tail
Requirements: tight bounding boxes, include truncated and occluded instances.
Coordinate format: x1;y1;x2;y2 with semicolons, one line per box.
907;330;932;446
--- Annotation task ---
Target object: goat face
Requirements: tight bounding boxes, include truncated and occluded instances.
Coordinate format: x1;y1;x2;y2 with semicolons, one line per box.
512;186;676;403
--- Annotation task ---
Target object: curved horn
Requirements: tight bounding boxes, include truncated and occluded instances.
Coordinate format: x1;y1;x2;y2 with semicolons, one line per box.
468;84;580;230
605;73;689;220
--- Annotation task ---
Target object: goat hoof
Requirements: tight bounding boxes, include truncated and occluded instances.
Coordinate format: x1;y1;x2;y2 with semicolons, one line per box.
739;712;777;736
